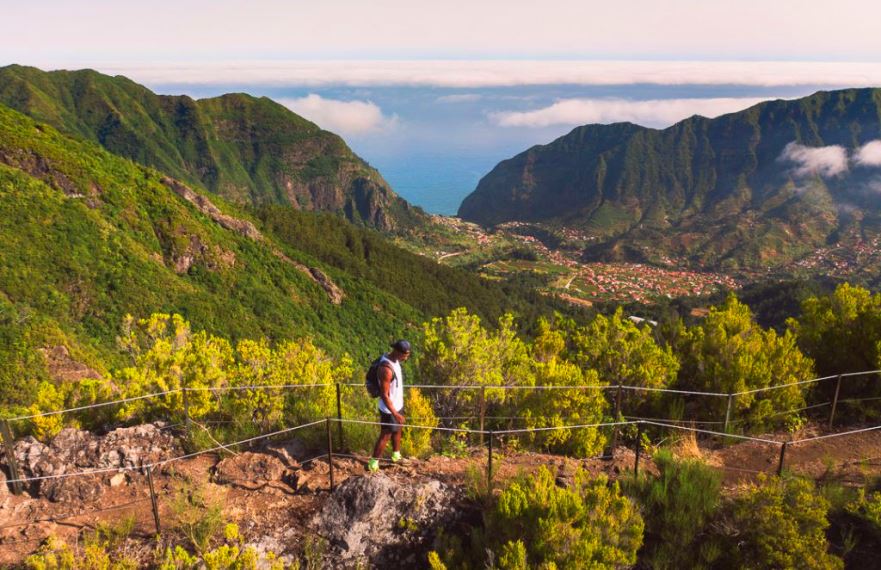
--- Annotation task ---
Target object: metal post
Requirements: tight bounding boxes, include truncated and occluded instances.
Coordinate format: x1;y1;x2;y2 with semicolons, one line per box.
146;466;162;535
0;419;23;495
776;442;788;476
829;375;843;429
610;384;623;458
479;386;486;446
724;394;734;433
634;422;643;476
326;418;335;492
487;430;494;494
181;388;192;441
335;383;344;450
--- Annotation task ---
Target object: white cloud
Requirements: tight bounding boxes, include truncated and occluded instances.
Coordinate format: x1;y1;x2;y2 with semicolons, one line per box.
489;97;770;128
854;140;881;167
436;93;483;103
89;60;881;88
779;142;849;178
278;94;397;136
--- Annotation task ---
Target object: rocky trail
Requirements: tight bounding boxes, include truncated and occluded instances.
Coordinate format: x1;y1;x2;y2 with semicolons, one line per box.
2;422;881;567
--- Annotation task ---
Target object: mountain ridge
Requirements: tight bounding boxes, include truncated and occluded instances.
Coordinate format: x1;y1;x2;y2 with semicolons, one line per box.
459;88;881;269
0;64;424;231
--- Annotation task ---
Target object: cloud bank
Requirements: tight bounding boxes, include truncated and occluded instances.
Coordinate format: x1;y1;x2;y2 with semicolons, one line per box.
96;60;881;88
855;140;881;167
278;94;397;136
490;97;770;128
779;143;850;178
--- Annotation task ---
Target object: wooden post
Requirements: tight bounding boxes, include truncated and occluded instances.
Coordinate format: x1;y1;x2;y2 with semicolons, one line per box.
487;430;494;495
634;422;643;476
146;466;162;536
479;386;486;446
181;388;192;441
724;394;734;433
335;383;344;450
829;375;843;429
609;384;623;458
776;442;788;476
0;419;23;495
326;418;335;492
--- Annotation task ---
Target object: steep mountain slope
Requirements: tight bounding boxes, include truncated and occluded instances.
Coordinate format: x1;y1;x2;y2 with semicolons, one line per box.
459;89;881;268
0;64;423;231
0;103;572;407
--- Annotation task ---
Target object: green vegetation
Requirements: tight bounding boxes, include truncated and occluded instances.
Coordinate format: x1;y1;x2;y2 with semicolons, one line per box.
431;466;644;569
0;102;577;415
0;64;422;230
675;295;814;429
624;450;723;568
460;87;881;271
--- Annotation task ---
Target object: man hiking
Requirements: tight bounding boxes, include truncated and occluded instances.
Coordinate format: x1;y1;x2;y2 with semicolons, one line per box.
368;340;411;472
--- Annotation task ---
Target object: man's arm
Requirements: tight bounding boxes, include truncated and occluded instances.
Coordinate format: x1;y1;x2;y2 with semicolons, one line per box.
378;365;404;424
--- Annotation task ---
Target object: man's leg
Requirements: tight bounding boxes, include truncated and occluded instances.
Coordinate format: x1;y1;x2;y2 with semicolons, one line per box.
372;432;391;459
391;430;402;453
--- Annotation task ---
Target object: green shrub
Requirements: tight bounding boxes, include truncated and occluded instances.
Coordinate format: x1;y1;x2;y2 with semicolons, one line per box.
624;449;722;569
723;475;843;570
484;466;644;569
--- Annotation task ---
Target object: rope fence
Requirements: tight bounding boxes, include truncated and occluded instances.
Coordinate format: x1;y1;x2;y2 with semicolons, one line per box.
5;369;880;424
5;413;881;544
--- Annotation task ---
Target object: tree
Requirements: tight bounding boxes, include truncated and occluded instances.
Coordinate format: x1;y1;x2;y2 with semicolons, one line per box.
570;308;680;391
419;308;530;420
789;283;881;400
676;295;814;429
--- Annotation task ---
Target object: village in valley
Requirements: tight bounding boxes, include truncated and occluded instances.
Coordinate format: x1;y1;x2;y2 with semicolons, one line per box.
399;216;742;305
399;215;881;307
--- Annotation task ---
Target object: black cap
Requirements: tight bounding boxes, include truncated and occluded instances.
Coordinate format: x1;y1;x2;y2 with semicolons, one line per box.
391;339;411;353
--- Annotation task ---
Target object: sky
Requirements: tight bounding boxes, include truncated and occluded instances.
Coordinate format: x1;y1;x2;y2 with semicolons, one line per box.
3;1;881;213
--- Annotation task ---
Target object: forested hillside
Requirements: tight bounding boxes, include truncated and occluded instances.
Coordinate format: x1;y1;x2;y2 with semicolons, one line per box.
0;102;577;410
0;65;424;231
460;88;881;269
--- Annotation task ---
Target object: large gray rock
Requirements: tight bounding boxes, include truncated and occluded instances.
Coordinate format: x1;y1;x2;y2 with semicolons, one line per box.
5;423;180;501
314;474;458;565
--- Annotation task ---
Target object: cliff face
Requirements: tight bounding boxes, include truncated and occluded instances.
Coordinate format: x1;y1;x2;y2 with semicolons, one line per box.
0;65;424;231
459;89;881;268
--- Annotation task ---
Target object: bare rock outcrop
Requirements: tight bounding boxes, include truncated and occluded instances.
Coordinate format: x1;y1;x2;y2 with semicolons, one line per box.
162;176;344;304
5;423;180;501
314;473;459;566
38;346;101;383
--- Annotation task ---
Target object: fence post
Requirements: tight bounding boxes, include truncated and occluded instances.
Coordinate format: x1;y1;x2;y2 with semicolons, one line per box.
181;388;192;441
326;418;335;492
829;375;843;429
634;422;643;476
487;430;494;495
0;419;23;495
776;442;788;476
335;383;345;450
609;384;623;458
479;386;486;446
724;393;734;433
146;466;162;536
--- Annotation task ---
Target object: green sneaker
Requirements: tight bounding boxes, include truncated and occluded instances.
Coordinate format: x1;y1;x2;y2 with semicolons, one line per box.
367;458;379;472
391;451;402;463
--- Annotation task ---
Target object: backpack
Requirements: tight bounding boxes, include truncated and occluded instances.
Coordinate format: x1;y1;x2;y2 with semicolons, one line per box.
365;356;395;398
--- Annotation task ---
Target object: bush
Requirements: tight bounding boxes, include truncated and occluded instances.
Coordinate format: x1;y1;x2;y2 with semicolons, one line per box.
624;449;722;568
723;475;843;570
484;466;644;569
